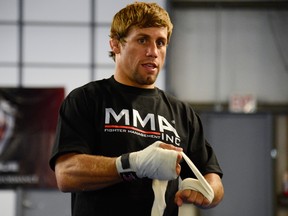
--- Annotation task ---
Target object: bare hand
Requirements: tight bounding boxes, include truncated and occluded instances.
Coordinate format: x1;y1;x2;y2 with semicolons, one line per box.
175;189;211;209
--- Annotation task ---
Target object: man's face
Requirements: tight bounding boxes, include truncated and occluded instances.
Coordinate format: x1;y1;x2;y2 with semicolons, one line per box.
113;27;168;88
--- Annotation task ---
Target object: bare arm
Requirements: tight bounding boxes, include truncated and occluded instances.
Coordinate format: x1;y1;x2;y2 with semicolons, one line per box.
204;173;224;207
54;143;183;193
55;153;122;192
175;173;224;209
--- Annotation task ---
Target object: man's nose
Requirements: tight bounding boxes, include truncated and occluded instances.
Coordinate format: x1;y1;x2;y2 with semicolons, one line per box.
146;43;158;58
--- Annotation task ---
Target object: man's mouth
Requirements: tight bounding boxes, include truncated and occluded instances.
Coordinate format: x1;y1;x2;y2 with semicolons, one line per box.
142;63;157;70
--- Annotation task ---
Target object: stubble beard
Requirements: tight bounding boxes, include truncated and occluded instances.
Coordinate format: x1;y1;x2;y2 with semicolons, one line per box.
132;70;159;86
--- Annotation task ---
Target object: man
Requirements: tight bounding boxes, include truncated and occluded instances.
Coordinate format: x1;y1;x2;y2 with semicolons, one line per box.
49;2;224;216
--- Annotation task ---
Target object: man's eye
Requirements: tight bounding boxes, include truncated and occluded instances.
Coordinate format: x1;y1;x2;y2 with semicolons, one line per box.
157;40;166;47
138;38;146;44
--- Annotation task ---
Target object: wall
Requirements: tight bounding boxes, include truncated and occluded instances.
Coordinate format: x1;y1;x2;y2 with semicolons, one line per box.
0;0;167;95
1;0;288;215
0;0;166;215
167;4;288;215
0;190;16;216
275;115;288;216
168;6;288;104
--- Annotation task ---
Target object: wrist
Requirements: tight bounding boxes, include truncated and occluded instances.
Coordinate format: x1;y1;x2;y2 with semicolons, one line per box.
116;153;139;182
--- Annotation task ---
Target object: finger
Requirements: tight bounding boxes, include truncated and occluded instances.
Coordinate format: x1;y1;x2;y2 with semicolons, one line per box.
186;190;197;203
191;192;204;206
176;152;182;163
174;191;183;206
185;191;209;208
176;162;181;175
201;197;212;208
176;152;182;175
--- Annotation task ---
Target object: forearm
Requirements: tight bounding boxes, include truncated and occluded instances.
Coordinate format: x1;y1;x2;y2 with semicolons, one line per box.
204;173;224;208
55;153;121;192
54;142;182;192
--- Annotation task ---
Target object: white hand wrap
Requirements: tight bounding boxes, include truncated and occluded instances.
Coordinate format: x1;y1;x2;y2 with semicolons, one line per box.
178;152;215;216
116;141;179;181
180;152;214;203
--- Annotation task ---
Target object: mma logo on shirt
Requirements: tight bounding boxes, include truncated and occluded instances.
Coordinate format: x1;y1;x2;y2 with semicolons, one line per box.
104;108;181;146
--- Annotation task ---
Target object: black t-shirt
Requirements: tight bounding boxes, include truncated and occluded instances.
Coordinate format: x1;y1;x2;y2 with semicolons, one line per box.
49;76;223;216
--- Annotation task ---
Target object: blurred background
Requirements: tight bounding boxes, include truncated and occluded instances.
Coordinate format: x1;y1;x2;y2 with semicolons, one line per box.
0;0;288;215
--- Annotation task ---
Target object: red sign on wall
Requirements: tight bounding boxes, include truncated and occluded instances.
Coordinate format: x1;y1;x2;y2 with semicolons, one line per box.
229;94;257;113
0;88;64;188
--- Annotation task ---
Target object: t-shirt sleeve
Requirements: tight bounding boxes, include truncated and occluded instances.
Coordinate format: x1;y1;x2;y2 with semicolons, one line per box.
49;89;96;170
180;111;223;179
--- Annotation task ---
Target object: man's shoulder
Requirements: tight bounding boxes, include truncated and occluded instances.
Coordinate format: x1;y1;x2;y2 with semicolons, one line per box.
159;90;190;108
68;77;112;98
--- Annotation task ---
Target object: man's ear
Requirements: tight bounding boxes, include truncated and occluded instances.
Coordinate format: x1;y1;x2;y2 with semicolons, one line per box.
109;39;120;54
